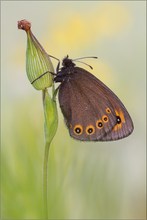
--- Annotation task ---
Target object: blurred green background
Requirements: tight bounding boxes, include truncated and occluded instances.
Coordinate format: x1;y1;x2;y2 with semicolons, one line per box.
1;1;146;219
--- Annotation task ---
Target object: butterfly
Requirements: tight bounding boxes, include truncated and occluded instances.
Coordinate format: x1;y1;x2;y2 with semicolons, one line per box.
32;55;134;141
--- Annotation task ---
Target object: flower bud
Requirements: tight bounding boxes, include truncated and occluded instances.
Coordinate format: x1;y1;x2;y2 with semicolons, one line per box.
18;20;54;90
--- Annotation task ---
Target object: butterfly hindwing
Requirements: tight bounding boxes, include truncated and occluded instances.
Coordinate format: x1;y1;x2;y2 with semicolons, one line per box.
58;67;134;141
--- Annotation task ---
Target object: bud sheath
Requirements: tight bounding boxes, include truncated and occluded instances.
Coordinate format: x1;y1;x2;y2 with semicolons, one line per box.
18;20;54;90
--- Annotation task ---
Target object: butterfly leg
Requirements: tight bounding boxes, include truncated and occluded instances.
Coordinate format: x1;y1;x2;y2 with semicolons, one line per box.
47;54;61;73
31;70;56;84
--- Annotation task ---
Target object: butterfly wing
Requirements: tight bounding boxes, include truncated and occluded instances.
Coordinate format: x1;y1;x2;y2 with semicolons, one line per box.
58;67;134;141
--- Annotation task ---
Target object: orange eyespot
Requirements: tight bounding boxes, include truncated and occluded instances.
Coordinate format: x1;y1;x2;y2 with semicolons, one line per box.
73;124;83;135
115;109;125;123
102;115;108;123
113;109;125;131
116;116;121;124
106;108;111;114
86;125;95;135
96;120;103;129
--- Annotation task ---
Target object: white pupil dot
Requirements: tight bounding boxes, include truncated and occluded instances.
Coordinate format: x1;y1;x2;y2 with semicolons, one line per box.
76;128;81;133
88;128;93;133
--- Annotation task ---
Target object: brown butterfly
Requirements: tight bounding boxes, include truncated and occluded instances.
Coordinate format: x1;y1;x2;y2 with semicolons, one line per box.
32;55;134;141
54;55;134;141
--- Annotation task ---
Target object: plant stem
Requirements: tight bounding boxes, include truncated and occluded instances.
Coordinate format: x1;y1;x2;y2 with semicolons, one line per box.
42;87;58;219
42;89;50;219
43;141;51;219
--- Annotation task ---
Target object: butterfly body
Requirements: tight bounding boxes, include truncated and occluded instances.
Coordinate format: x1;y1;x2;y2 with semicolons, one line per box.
54;56;134;141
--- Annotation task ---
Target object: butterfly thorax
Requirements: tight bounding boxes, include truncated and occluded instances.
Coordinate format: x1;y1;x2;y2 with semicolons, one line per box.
54;57;76;83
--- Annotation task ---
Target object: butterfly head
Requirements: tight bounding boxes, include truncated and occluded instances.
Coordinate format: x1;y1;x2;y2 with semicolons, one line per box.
62;55;75;68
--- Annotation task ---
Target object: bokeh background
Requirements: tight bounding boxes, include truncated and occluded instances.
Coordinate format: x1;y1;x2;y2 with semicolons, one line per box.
1;1;146;219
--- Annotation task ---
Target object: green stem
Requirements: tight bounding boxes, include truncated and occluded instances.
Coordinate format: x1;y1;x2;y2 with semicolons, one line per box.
42;87;58;219
43;141;51;219
42;89;50;219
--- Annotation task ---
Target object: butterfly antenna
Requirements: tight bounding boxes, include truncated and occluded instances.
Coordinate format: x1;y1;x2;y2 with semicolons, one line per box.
73;56;98;69
73;56;98;61
74;60;93;69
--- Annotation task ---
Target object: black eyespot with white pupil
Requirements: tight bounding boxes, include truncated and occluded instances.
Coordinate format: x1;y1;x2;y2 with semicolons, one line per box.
74;125;83;135
88;128;93;134
86;125;95;135
75;127;81;133
98;122;103;127
116;116;121;124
